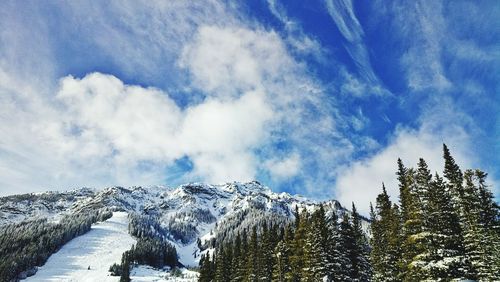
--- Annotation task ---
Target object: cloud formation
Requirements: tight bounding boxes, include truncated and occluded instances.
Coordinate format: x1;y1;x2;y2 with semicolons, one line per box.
0;0;497;210
0;21;347;196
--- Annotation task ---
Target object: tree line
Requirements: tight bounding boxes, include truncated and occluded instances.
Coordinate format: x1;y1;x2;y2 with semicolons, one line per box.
0;209;112;282
198;203;371;281
370;144;499;281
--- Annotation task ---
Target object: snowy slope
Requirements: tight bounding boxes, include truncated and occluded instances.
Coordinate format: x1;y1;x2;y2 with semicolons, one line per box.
25;212;135;282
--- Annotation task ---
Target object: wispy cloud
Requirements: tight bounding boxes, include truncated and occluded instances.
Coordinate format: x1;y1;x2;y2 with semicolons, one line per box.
266;0;324;58
325;0;377;84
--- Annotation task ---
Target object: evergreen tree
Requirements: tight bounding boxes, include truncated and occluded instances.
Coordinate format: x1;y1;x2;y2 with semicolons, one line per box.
231;232;243;281
351;203;372;281
442;144;474;279
460;170;500;280
402;158;433;281
370;184;401;282
259;221;273;281
397;158;411;223
325;206;350;281
443;144;464;201
424;172;465;280
238;228;249;281
246;226;260;282
289;209;308;281
273;224;293;282
474;170;500;230
474;169;500;280
215;244;231;282
339;213;355;279
120;251;131;282
199;253;215;282
303;205;328;281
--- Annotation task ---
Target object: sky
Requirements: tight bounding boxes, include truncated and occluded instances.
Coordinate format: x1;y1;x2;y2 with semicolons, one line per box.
0;0;499;214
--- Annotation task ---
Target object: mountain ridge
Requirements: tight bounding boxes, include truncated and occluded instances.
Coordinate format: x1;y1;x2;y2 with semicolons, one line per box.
0;181;367;267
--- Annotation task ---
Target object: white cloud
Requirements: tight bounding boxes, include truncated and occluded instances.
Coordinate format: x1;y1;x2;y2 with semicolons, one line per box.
335;116;473;215
265;153;301;180
1;20;348;196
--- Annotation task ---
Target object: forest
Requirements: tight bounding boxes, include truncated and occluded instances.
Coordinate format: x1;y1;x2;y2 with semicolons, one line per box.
198;144;500;281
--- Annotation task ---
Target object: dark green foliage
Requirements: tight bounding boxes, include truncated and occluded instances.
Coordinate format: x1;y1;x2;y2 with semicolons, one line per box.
109;263;122;276
200;206;372;281
130;237;178;268
370;185;401;282
371;144;500;281
198;253;215;282
350;203;372;281
303;205;328;281
111;238;178;280
120;250;131;282
0;208;112;282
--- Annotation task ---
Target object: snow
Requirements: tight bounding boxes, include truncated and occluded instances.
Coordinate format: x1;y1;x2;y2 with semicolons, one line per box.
175;241;200;267
131;265;198;282
25;212;136;282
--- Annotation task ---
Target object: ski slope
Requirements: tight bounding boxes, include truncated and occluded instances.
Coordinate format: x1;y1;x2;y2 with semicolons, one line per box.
25;212;136;282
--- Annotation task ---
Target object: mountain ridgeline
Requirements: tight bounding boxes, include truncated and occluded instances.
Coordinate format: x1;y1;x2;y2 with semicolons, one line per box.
0;144;498;281
0;180;359;281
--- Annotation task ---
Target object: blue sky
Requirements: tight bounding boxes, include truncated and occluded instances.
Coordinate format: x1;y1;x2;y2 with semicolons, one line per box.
0;0;498;213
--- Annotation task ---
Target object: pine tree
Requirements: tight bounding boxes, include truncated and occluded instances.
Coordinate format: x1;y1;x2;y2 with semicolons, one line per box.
120;251;131;282
402;158;433;281
460;170;500;280
371;184;401;282
474;170;499;230
443;144;464;200
339;213;355;279
326;208;351;281
424;172;465;280
231;232;243;281
259;221;273;281
273;225;292;282
442;144;474;279
238;228;249;281
246;226;260;282
351;203;372;281
303;205;328;281
474;169;500;280
368;149;499;280
289;209;308;281
199;253;215;282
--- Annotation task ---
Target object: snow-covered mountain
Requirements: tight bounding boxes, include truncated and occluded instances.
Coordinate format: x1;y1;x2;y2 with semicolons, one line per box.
0;181;368;268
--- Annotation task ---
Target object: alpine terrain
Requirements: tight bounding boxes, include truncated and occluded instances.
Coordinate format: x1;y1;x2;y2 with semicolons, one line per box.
0;181;365;281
